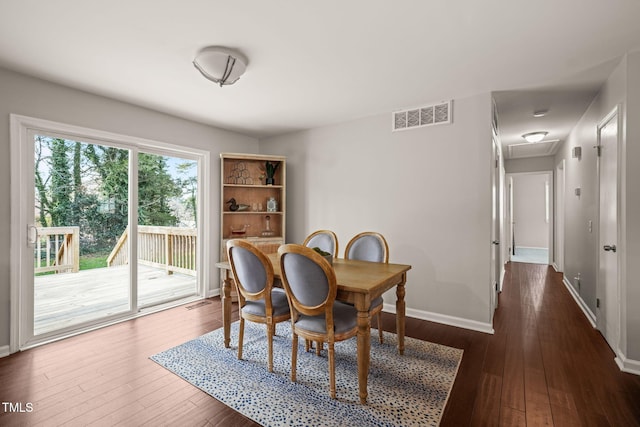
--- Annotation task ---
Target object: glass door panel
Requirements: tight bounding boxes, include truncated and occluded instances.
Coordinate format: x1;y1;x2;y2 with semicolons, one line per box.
137;152;198;307
33;136;131;335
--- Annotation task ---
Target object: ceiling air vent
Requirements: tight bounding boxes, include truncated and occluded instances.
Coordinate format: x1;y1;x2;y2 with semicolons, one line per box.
507;140;561;159
392;100;452;131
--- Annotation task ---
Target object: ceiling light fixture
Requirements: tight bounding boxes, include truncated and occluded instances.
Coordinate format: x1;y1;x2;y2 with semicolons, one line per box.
533;110;548;118
193;46;248;87
522;131;548;143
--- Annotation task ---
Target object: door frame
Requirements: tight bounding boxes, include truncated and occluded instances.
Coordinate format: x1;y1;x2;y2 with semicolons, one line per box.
490;135;503;312
554;159;565;272
10;114;210;352
506;171;554;264
595;105;622;354
491;98;506;301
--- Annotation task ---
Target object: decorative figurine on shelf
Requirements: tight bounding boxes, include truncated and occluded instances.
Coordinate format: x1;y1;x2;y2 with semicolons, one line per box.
227;198;250;211
265;161;279;185
261;215;275;237
266;197;277;212
230;224;250;236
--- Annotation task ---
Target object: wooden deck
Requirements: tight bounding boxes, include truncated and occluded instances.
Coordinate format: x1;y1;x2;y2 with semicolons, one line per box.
34;264;197;335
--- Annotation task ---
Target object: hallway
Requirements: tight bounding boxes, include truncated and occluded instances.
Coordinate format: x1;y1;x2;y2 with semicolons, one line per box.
440;262;640;425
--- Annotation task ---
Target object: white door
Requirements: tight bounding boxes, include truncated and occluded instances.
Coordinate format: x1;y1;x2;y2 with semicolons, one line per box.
597;107;620;350
554;160;565;272
490;138;501;310
508;176;514;258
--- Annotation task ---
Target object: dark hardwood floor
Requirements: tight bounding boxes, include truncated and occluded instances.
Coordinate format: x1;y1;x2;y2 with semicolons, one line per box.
1;262;639;426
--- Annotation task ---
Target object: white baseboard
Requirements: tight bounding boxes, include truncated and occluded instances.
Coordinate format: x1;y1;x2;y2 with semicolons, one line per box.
615;353;640;376
0;345;10;358
562;275;596;327
383;304;494;335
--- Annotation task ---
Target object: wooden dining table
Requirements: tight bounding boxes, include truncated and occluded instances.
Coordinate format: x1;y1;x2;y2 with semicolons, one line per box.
215;253;412;404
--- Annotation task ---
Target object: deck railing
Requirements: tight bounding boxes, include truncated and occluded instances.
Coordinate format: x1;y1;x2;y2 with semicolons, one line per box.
107;226;197;276
34;226;80;274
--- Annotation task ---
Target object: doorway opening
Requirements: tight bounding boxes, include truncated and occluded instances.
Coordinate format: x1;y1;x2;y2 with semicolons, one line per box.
507;171;553;265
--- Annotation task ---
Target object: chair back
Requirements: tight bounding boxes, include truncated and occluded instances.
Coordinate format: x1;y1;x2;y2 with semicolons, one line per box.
344;232;389;263
278;244;357;400
302;230;339;258
227;239;274;304
278;244;336;317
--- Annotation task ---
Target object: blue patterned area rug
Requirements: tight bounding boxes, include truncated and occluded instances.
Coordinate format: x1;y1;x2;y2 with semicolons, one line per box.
151;321;463;426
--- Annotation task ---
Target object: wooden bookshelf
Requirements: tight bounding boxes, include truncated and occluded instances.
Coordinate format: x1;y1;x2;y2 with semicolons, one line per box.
219;153;286;261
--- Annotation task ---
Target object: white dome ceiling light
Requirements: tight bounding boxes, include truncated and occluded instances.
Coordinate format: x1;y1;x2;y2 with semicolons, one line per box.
521;131;548;143
193;46;248;87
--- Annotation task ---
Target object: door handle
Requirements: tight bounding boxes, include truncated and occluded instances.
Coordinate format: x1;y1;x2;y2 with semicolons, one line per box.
27;225;38;247
603;244;617;253
492;240;500;245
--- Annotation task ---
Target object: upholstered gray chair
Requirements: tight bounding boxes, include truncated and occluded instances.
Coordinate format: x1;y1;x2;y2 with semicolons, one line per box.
227;239;290;372
344;232;389;343
278;244;358;399
302;230;339;258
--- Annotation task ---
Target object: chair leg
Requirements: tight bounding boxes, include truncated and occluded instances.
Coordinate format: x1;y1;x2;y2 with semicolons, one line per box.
291;333;298;382
305;339;311;352
328;341;336;399
267;323;274;372
316;340;322;356
377;312;384;344
238;317;245;361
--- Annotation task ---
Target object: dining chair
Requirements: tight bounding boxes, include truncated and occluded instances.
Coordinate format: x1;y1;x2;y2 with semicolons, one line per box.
227;239;291;372
302;229;339;258
302;229;339;355
278;244;358;399
344;231;389;343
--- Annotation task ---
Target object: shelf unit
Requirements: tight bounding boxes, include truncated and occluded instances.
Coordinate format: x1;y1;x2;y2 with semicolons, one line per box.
219;153;286;262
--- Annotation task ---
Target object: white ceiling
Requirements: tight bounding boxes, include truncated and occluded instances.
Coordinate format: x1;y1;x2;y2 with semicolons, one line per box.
1;1;640;157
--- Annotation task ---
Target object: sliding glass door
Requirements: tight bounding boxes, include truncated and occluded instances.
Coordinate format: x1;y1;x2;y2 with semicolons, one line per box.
33;137;132;335
137;152;198;308
11;115;206;350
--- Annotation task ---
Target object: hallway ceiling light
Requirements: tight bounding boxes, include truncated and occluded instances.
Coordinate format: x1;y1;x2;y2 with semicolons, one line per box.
522;131;548;143
193;46;248;87
533;110;548;118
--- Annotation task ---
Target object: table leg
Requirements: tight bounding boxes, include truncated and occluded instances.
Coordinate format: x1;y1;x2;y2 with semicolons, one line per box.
356;305;371;404
396;273;407;355
221;270;232;348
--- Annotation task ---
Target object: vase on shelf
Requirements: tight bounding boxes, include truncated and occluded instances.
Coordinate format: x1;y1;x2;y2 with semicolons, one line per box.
261;215;275;237
266;197;277;212
265;161;278;185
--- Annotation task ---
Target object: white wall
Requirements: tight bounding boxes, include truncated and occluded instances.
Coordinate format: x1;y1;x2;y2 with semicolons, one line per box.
557;58;625;321
511;173;549;249
0;67;259;349
261;94;495;332
555;51;640;370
